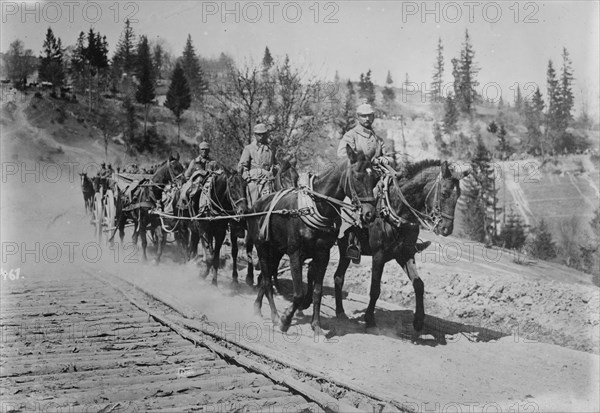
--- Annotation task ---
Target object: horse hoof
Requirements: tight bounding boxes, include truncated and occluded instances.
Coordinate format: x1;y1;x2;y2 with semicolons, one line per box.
312;325;324;337
245;277;254;287
279;317;291;333
211;279;218;287
413;318;424;332
296;310;305;318
271;313;279;325
336;312;348;320
366;325;380;335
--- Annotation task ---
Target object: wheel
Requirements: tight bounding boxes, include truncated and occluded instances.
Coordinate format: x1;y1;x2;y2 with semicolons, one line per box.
95;187;104;242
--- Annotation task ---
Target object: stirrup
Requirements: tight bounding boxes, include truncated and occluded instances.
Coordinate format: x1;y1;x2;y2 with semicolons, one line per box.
346;245;361;264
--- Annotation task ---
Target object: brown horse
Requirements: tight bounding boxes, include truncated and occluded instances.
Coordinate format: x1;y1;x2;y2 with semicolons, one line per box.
332;160;471;331
247;146;377;334
113;159;184;263
236;159;300;286
182;167;248;285
79;172;94;214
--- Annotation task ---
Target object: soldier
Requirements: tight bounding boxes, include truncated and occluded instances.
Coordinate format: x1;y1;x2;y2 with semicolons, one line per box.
337;103;429;263
238;123;277;207
179;142;217;208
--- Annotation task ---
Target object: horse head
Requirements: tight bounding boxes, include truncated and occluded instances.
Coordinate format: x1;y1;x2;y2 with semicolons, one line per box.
344;145;377;224
225;170;248;217
428;161;471;236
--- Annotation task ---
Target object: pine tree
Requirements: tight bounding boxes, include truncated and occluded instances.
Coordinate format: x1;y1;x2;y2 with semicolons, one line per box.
559;47;574;132
431;37;444;104
495;124;512;160
153;43;164;80
181;34;207;103
546;60;561;152
135;36;155;143
122;95;137;154
443;93;458;133
38;27;65;95
515;85;523;113
336;80;356;137
382;70;395;114
455;30;479;115
165;63;191;142
262;46;274;70
501;209;528;250
528;218;557;260
524;87;545;155
111;19;137;91
460;177;487;242
358;69;375;104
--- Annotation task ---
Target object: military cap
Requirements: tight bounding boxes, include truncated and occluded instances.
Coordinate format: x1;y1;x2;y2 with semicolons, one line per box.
253;123;268;134
356;103;375;115
199;142;210;150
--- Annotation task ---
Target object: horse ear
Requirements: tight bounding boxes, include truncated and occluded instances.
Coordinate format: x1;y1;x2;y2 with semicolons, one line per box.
345;144;358;163
448;161;472;179
441;161;452;178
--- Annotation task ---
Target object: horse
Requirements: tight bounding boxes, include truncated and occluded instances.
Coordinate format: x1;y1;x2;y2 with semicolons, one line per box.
113;159;184;263
247;146;377;334
181;166;248;285
79;172;95;215
237;159;299;286
332;159;471;331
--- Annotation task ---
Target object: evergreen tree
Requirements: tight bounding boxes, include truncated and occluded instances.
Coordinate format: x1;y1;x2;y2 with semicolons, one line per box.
135;36;156;142
460;177;487;242
70;29;109;111
431;37;444;104
455;30;479;115
546;60;561;151
500;209;528;250
382;70;395;113
524;87;545;155
153;43;164;80
358;69;375;104
515;85;523;113
336;80;356;137
181;34;207;103
262;46;274;70
38;27;65;94
495;124;512;160
111;19;137;91
528;218;557;260
165;63;192;142
559;47;574;130
443;93;458;133
122;95;137;154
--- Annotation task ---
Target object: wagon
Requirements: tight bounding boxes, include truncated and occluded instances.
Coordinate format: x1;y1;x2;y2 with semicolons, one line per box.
90;172;153;243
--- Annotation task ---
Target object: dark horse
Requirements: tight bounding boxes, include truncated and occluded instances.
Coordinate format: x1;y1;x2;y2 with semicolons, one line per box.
238;159;299;286
114;159;184;263
79;172;94;214
333;160;471;331
247;146;377;334
180;166;248;285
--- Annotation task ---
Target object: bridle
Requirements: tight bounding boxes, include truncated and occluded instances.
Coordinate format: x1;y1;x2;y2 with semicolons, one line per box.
341;161;377;215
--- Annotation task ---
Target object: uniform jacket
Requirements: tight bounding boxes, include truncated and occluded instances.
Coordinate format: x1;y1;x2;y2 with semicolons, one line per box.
238;140;275;180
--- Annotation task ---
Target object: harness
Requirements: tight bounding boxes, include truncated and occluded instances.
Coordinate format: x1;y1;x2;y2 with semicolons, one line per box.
377;166;452;233
257;162;371;241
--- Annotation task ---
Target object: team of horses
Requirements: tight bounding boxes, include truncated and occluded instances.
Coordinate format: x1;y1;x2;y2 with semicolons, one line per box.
79;148;471;335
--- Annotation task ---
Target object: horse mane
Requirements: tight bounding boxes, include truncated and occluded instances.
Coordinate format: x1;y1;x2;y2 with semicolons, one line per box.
402;159;442;178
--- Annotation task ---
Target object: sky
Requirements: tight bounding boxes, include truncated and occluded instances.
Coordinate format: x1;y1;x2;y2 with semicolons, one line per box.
2;1;599;116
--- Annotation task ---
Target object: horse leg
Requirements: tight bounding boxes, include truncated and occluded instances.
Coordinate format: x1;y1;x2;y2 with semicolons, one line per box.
265;251;283;325
398;257;425;331
245;233;254;286
210;227;226;286
333;245;352;319
280;250;303;332
364;252;386;329
198;232;212;280
231;229;239;283
299;261;314;312
153;225;165;265
139;214;148;262
309;251;329;335
253;246;271;318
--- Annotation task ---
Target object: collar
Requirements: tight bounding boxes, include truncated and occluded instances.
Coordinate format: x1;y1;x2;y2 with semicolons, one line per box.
355;124;374;137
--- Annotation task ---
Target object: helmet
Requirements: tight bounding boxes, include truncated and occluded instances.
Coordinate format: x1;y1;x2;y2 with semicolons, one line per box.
253;123;268;134
198;142;210;150
356;103;375;115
